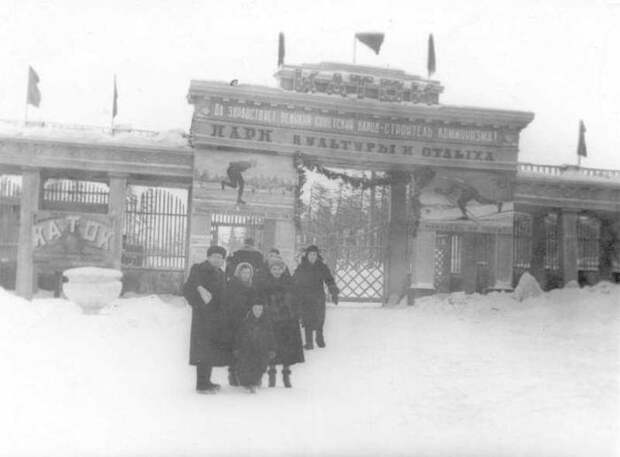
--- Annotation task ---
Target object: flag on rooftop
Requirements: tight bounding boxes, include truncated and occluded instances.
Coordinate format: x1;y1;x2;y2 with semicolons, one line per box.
26;66;41;107
355;32;384;55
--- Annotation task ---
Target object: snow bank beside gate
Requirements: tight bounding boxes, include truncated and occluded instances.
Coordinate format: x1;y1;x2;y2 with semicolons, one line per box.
0;284;618;457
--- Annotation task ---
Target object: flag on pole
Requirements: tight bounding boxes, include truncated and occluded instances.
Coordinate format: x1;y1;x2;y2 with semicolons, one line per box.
427;34;436;78
577;120;587;158
27;66;41;107
355;33;384;55
112;75;118;119
278;32;285;67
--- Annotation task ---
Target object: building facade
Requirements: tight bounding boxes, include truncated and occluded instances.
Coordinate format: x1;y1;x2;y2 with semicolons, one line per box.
0;62;618;301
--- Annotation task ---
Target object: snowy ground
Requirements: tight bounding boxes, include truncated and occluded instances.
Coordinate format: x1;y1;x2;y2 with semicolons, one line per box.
0;284;618;457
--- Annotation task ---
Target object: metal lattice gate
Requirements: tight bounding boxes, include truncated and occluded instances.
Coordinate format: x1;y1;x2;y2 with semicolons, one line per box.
300;224;387;302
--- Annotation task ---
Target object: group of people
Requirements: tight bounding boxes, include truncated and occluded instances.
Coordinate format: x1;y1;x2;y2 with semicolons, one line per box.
183;238;339;394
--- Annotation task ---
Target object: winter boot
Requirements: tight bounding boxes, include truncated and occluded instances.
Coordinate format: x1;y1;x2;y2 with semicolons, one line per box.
268;366;277;387
304;327;314;350
316;329;325;348
282;367;292;388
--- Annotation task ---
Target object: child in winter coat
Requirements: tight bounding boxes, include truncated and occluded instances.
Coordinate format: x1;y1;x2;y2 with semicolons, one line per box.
232;302;277;393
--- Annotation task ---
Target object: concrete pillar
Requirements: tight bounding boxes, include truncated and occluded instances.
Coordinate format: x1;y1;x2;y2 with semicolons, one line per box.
263;219;277;253
274;219;296;269
529;212;547;286
386;176;409;304
410;229;435;299
16;168;40;299
559;209;579;285
108;174;127;269
492;232;515;291
462;233;476;293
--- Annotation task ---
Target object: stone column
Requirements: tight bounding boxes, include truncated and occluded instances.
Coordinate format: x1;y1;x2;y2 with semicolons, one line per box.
386;177;409;304
410;229;436;299
16;168;40;299
188;210;212;269
492;231;515;291
559;209;579;285
108;174;127;269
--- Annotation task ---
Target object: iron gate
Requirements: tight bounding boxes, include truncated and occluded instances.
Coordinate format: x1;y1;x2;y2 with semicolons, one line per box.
0;175;21;289
299;223;387;302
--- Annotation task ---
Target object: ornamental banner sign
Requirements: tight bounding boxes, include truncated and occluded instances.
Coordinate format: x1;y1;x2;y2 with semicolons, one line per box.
33;212;115;266
194;99;519;147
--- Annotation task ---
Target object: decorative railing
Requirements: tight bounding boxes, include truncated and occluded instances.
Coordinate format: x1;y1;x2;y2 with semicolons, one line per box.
518;162;620;179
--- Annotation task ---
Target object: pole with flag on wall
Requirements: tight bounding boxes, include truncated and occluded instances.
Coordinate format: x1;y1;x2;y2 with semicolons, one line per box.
25;66;41;124
111;75;118;135
577;119;587;167
427;34;436;79
353;32;384;63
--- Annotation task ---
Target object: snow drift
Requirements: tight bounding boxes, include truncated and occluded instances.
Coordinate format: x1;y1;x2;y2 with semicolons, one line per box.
0;284;618;457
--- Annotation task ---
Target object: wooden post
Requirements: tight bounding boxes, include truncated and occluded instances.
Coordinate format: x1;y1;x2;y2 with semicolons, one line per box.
108;174;127;269
16;168;40;299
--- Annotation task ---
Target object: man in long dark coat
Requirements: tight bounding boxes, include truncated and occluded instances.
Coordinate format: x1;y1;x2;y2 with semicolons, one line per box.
183;245;231;394
292;245;339;350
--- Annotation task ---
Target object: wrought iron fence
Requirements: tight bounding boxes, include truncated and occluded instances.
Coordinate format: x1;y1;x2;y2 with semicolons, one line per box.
42;178;109;213
123;187;188;270
577;215;600;271
0;175;21;289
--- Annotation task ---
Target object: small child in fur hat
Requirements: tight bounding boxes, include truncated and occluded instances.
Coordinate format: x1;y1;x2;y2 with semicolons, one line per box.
232;300;276;393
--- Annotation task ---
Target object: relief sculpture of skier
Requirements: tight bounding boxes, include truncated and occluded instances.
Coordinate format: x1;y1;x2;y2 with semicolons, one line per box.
221;160;256;205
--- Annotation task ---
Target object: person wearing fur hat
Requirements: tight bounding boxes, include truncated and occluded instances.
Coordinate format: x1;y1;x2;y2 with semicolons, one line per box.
256;256;304;388
183;245;230;394
222;262;257;386
233;301;277;393
292;245;339;350
225;238;264;281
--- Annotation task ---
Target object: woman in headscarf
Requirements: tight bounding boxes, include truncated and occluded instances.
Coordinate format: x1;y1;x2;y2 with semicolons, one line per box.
222;262;257;386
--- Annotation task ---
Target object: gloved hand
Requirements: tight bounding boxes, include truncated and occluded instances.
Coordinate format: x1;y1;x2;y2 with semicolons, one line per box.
268;351;276;360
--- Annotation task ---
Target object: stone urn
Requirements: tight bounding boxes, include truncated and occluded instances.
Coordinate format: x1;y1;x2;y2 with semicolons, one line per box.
63;267;123;314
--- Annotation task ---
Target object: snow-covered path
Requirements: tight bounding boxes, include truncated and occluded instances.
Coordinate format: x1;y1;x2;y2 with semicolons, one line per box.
0;285;618;457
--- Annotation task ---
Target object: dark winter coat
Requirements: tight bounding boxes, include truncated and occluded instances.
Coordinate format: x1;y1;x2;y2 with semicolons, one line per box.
225;247;264;280
183;260;232;367
257;272;304;366
292;258;339;330
222;276;257;342
233;311;276;387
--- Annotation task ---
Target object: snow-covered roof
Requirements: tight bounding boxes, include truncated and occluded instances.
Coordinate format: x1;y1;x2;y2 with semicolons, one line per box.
0;119;190;150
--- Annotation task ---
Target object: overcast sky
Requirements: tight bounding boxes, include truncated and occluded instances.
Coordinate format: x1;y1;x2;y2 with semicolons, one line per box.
1;0;618;169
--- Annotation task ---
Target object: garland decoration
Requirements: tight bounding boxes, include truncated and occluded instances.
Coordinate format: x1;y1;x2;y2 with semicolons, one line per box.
293;152;435;237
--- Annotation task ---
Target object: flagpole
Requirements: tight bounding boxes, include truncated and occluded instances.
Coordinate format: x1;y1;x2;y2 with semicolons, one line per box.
24;68;29;126
111;74;115;136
